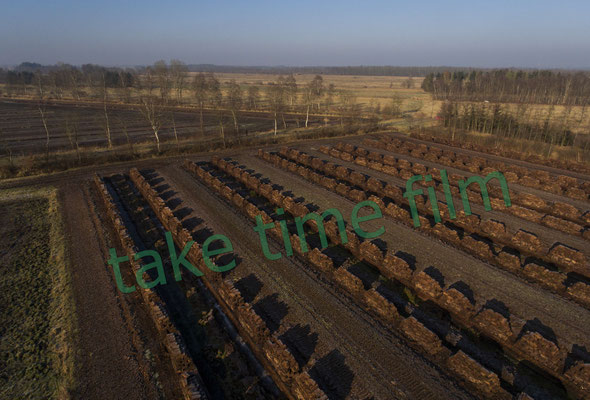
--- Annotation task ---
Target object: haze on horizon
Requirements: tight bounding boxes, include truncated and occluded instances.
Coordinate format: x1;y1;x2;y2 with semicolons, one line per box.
1;0;590;69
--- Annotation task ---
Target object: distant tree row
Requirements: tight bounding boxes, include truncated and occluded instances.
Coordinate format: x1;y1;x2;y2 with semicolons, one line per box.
422;69;590;105
438;101;580;147
4;62;533;80
0;63;135;99
2;60;410;153
177;65;482;77
0;60;370;121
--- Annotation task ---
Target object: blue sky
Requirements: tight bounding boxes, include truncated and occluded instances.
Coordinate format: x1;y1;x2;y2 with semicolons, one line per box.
1;0;589;68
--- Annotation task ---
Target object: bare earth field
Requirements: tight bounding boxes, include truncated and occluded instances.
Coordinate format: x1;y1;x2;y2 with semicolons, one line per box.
1;131;590;400
0;100;326;155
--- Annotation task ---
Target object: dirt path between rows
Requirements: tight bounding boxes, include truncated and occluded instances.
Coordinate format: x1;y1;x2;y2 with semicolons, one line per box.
155;164;475;400
60;182;160;400
235;154;590;350
297;145;590;255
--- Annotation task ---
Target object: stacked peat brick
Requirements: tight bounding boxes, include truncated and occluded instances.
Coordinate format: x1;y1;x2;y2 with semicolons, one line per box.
339;141;590;237
93;174;209;400
129;168;327;400
409;131;590;176
195;156;590;399
373;135;590;201
252;151;590;399
272;147;590;310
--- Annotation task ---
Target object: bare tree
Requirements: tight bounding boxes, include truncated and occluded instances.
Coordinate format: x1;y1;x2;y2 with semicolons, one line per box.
226;80;242;134
276;76;290;128
117;70;134;103
64;111;81;163
402;77;415;89
337;90;357;126
139;94;166;153
116;116;135;155
283;74;297;107
34;71;46;100
207;75;226;147
66;67;83;100
143;66;155;96
302;75;325;127
153;60;170;102
49;69;64;99
5;72;16;97
246;85;260;110
81;64;100;99
302;85;313;128
309;75;324;111
193;72;208;136
325;83;335;111
32;70;51;160
266;81;285;135
100;71;113;148
170;110;179;146
170;59;188;102
0;127;14;168
39;104;51;161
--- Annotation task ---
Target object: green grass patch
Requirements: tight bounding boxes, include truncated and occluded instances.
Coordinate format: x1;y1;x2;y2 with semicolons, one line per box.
0;188;75;399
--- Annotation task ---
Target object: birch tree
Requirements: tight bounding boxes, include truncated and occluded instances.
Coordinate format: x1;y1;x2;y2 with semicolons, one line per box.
226;79;242;134
170;59;188;102
193;72;208;136
266;82;285;135
100;71;113;148
208;75;226;146
139;94;166;153
246;85;260;110
153;60;170;102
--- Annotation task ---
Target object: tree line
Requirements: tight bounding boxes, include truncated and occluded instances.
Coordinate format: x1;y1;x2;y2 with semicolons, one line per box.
437;101;585;148
0;61;408;124
0;63;135;99
0;61;359;118
422;69;590;105
1;60;382;156
179;64;482;77
135;62;368;149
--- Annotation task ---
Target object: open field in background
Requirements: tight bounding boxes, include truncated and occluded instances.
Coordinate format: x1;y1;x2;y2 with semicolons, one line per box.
5;71;588;132
3;72;590;132
0;73;435;118
1;131;589;399
2;70;590;174
3;68;590;176
188;74;590;140
209;73;434;114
